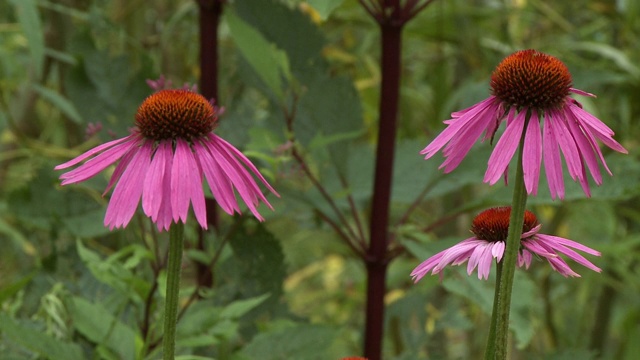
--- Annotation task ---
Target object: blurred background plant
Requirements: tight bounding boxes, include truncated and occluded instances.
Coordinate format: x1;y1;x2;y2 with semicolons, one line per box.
1;0;639;359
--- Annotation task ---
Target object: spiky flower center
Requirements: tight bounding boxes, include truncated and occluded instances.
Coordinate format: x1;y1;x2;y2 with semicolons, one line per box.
471;207;539;242
490;49;572;110
135;90;217;141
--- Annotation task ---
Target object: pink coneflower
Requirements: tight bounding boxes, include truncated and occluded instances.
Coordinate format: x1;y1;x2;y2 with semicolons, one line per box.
411;207;601;281
55;89;277;231
421;49;627;199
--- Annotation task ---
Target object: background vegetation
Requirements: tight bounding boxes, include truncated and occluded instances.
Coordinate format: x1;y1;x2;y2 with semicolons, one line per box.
1;0;639;359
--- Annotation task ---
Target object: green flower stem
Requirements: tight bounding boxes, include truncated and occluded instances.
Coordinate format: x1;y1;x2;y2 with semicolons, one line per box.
484;123;529;360
163;222;184;360
485;260;503;356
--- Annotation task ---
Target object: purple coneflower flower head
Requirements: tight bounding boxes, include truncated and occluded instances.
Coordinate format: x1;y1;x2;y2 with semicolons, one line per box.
421;49;627;199
411;207;601;281
55;89;278;231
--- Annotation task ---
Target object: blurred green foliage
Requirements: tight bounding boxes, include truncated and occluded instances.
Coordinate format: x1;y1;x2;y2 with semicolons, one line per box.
1;0;639;359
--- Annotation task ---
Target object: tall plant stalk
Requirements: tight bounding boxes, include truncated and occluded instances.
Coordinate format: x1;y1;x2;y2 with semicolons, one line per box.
196;0;224;289
364;21;402;360
359;1;436;359
198;0;222;231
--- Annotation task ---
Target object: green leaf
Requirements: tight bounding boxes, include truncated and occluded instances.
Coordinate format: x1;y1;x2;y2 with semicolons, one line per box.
64;32;153;134
0;314;84;360
67;296;138;360
75;240;150;300
235;0;325;76
233;0;363;175
203;221;286;335
306;0;345;20
567;42;640;79
62;207;112;237
443;271;537;349
226;11;291;100
221;221;286;312
32;85;83;124
0;273;35;305
296;74;364;174
219;293;270;319
240;324;339;360
364;139;490;204
10;0;44;78
0;216;37;257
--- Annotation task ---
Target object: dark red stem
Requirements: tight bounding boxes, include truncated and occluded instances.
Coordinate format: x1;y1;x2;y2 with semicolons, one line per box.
199;0;222;230
364;21;403;360
197;0;223;289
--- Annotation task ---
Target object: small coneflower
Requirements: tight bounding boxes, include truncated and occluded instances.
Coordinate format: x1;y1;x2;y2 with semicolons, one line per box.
55;88;277;231
411;207;601;281
421;49;627;199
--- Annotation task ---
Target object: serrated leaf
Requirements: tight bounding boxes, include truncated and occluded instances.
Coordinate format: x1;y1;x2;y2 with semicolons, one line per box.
0;314;84;360
226;11;291;100
225;221;286;310
10;0;44;78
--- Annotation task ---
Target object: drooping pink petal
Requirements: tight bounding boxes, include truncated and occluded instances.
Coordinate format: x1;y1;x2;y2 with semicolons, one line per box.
546;256;581;277
211;134;278;196
537;234;601;256
59;137;139;185
569;88;595;97
491;240;505;262
531;234;601;274
521;238;559;258
421;98;492;158
480;103;507;143
432;239;481;273
103;142;140;196
534;236;601;274
518;250;532;269
542;113;565;199
142;141;170;220
207;137;273;220
466;242;486;277
194;140;241;216
440;101;504;173
477;243;496;280
421;97;501;165
170;138;206;228
104;141;152;229
563;108;603;185
54;135;135;170
411;251;446;282
521;223;542;238
522;109;542;194
155;146;174;231
485;108;525;185
548;111;583;183
568;104;627;153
